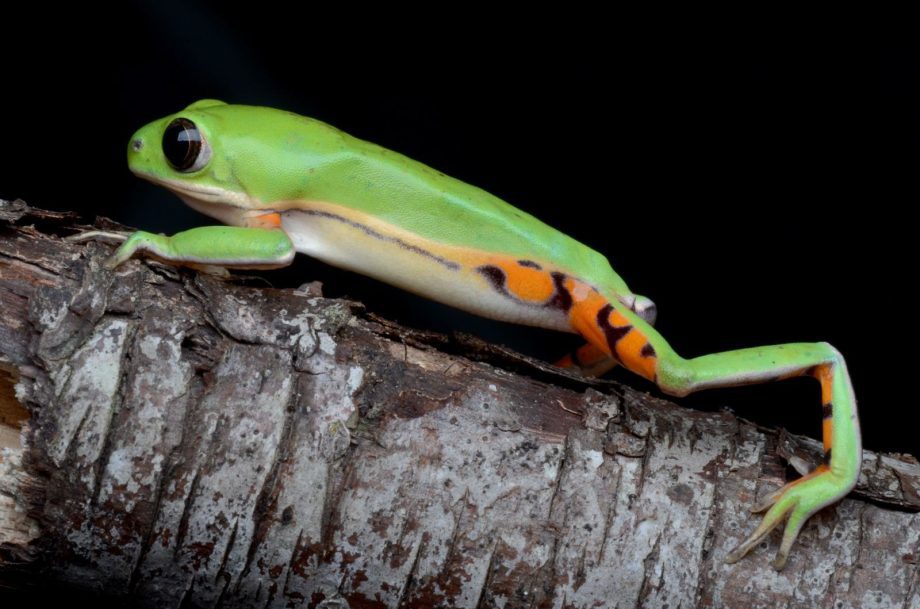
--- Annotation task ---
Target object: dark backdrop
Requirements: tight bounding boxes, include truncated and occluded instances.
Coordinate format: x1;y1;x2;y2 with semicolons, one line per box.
3;6;917;456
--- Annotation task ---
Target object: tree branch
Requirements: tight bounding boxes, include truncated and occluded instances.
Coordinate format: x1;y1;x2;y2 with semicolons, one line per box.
0;199;917;608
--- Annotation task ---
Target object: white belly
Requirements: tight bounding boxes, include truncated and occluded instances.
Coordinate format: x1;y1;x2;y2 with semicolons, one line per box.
280;208;572;333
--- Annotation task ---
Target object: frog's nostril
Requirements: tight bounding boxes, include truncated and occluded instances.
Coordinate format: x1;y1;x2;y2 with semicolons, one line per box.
131;139;144;152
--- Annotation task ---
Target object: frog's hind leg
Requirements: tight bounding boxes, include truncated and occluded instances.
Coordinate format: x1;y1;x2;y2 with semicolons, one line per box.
556;292;657;377
556;343;620;376
560;278;861;569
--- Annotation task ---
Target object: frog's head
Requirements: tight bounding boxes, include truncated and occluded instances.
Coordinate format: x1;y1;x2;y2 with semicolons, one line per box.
128;100;254;215
127;100;319;220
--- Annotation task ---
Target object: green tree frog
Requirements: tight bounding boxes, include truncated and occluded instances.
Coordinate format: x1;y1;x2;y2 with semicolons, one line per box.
106;100;861;570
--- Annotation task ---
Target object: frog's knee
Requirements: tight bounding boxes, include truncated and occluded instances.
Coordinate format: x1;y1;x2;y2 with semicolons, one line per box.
655;354;694;397
631;294;657;325
819;341;844;361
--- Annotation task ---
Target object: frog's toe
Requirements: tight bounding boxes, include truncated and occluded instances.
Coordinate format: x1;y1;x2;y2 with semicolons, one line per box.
726;470;850;569
66;229;132;244
750;489;783;513
725;495;792;565
788;455;815;477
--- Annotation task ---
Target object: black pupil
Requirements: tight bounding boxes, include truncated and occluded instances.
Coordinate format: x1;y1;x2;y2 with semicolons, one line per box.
163;118;202;171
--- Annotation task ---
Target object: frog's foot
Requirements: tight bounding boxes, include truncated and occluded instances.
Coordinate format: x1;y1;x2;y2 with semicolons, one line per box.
725;467;853;570
183;263;232;278
65;229;134;245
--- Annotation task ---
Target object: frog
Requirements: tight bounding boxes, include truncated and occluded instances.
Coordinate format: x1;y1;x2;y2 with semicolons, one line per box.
91;99;862;570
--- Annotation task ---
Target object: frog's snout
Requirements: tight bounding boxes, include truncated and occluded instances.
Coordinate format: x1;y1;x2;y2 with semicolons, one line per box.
127;128;152;177
127;128;147;163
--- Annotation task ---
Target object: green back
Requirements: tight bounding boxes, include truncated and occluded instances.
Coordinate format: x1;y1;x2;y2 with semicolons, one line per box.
130;102;630;294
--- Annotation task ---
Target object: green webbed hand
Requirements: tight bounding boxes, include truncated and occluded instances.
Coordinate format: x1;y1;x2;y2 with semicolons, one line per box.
107;226;295;270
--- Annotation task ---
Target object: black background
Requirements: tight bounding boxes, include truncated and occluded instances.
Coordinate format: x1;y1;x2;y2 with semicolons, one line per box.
3;6;917;457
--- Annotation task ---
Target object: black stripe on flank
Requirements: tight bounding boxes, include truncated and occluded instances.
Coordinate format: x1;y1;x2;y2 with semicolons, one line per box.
300;209;461;270
640;343;657;358
596;303;632;349
477;265;507;292
823;448;832;465
517;259;542;269
548;272;572;311
478;266;578;314
822;403;833;419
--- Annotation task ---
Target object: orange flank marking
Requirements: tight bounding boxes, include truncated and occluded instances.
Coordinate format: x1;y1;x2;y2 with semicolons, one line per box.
564;278;612;356
493;260;556;303
246;211;283;229
605;304;658;380
812;363;835;451
614;325;658;381
822;418;833;452
812;363;835;405
609;310;631;327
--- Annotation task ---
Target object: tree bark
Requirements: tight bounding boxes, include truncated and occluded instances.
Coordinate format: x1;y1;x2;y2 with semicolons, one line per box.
0;198;917;609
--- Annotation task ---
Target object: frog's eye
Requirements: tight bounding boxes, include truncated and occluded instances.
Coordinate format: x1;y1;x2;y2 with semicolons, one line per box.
162;118;211;172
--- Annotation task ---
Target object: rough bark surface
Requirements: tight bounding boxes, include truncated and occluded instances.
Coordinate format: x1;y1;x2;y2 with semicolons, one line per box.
0;199;918;609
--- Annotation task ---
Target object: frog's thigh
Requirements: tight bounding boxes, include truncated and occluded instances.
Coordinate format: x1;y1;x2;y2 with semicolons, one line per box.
560;278;659;381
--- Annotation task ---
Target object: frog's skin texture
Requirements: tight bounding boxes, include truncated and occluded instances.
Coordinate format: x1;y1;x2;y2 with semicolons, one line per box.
114;100;861;570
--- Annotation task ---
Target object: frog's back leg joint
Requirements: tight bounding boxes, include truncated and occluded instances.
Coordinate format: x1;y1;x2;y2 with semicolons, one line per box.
564;287;861;569
657;343;860;569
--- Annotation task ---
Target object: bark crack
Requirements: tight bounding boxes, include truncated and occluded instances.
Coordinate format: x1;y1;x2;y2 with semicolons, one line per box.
240;374;299;580
854;502;868;570
444;488;470;566
127;372;197;594
473;540;499;609
690;472;717;607
0;249;66;279
902;560;919;609
545;433;569;517
279;527;303;605
395;529;426;608
212;518;239;608
90;317;136;508
637;531;663;605
598;466;622;564
173;465;204;558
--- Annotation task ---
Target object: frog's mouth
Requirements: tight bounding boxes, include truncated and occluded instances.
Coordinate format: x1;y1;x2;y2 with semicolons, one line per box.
133;171;252;206
132;171;261;225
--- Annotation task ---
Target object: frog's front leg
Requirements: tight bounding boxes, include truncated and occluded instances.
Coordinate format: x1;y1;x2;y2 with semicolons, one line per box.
107;212;295;270
562;279;861;570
